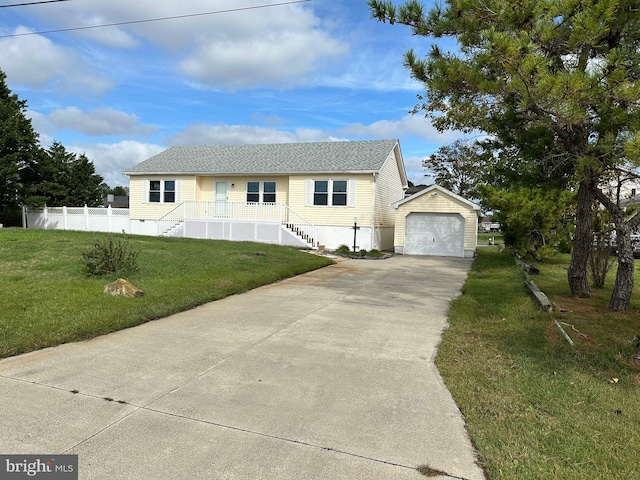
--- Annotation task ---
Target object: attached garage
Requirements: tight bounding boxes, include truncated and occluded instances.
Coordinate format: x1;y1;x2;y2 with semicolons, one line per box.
392;185;480;258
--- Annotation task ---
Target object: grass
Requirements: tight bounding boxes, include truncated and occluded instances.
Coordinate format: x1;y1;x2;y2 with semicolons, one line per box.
478;232;504;244
0;228;333;358
436;249;640;479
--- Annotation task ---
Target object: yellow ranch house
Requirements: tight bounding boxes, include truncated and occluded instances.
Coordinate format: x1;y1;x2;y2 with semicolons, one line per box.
124;140;408;251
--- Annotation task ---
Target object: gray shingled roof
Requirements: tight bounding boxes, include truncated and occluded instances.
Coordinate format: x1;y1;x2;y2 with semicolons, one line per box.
124;140;400;175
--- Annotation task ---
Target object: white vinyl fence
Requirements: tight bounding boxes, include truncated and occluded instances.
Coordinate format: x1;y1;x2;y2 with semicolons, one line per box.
24;205;132;233
23;203;316;248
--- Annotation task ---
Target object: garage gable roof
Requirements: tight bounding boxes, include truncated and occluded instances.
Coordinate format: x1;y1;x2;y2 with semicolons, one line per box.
392;184;481;210
124;140;402;176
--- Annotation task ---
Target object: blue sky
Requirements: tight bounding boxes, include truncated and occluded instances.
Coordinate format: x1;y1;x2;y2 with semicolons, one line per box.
0;0;467;187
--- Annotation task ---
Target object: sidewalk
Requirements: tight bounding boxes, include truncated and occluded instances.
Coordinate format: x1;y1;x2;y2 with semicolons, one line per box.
0;256;485;479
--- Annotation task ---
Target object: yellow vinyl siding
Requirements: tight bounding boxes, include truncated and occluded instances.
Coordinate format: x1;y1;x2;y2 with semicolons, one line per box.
196;177;213;201
374;149;405;227
288;174;375;226
130;171;395;229
394;192;478;251
193;176;289;203
129;175;195;220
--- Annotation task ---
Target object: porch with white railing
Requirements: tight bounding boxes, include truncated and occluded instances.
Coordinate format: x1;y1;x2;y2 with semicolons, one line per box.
158;201;317;247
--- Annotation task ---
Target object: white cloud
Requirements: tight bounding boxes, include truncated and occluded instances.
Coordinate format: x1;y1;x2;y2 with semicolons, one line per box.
29;107;156;137
317;51;423;92
47;107;156;136
20;0;349;90
69;141;165;187
179;30;346;89
170;124;297;146
0;27;112;94
339;115;464;144
26;110;48;134
169;123;352;146
403;155;428;186
293;129;343;143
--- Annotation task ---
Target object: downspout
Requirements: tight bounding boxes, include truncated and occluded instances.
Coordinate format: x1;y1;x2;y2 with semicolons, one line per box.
371;172;378;250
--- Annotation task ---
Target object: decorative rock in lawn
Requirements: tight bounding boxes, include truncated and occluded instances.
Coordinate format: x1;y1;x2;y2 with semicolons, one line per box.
104;278;144;298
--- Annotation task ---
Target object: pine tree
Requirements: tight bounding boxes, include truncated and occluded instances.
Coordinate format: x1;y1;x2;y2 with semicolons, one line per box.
0;69;42;224
67;153;104;207
21;141;74;207
369;0;640;309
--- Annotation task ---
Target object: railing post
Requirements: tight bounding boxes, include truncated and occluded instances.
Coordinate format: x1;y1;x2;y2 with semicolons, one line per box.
84;204;89;231
62;206;67;230
107;204;113;232
278;203;283;244
183;202;187;237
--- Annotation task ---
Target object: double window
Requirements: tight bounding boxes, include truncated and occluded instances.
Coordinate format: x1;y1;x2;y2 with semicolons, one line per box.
313;180;348;206
246;181;276;203
149;180;176;203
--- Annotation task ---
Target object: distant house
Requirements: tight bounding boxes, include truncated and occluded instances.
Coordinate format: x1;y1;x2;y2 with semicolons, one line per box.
480;217;501;232
123;140;407;250
404;184;428;197
104;195;129;209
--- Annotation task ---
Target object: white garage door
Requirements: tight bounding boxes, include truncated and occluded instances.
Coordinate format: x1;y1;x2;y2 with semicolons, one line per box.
405;213;465;257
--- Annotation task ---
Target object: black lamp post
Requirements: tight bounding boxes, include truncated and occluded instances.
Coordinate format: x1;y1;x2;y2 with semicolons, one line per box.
352;216;360;253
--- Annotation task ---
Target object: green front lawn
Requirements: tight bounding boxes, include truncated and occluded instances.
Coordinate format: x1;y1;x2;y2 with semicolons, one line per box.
437;250;640;479
478;232;504;244
0;228;333;358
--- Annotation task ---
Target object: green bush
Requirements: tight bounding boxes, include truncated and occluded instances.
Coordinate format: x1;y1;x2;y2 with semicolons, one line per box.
81;233;140;276
366;249;384;258
335;244;352;255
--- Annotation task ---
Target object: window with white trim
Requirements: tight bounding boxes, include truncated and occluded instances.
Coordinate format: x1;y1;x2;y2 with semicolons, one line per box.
163;180;176;203
148;179;178;203
246;181;276;203
332;180;347;206
313;180;328;206
149;180;161;203
312;179;351;206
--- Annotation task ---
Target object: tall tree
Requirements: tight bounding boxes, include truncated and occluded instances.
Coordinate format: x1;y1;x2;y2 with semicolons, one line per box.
20;141;105;208
369;0;640;309
67;152;104;206
110;186;128;197
21;141;74;207
481;185;575;260
0;69;42;223
423;139;489;200
478;142;577;257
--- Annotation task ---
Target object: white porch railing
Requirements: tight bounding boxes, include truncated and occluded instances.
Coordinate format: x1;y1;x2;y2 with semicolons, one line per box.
157;201;317;246
281;204;318;247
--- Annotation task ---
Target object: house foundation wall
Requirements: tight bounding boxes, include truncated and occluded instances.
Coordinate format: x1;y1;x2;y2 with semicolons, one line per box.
316;225;375;251
178;219;308;247
373;227;394;251
131;219;159;236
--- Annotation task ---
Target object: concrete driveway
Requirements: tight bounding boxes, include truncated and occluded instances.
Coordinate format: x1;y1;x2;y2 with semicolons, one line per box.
0;255;485;480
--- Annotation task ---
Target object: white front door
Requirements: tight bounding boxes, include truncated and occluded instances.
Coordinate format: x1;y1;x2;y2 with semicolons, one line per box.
215;181;229;216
